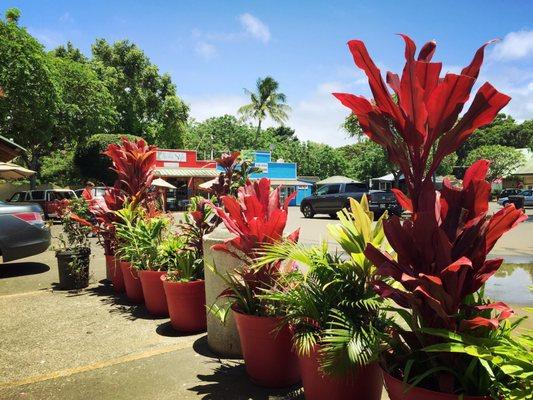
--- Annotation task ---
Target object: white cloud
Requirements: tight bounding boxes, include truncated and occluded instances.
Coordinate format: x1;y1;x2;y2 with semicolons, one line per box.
492;30;533;61
194;41;217;60
27;28;64;49
59;12;73;23
238;13;271;43
185;94;247;122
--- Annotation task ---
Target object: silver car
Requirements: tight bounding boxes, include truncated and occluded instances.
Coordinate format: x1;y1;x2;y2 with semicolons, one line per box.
0;200;51;262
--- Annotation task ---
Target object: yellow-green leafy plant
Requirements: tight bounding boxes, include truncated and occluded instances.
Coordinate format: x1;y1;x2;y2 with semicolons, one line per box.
260;195;394;375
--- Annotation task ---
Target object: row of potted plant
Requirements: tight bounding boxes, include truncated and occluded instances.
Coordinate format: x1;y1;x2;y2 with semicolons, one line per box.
202;34;532;400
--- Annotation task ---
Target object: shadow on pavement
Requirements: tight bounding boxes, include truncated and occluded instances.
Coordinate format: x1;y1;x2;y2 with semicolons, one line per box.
189;360;303;400
155;321;204;337
0;262;50;278
190;335;302;399
83;283;158;321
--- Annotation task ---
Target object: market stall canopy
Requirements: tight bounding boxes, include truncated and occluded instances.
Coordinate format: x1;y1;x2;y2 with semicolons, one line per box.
154;168;219;178
0;135;26;162
316;175;359;185
152;178;176;189
0;162;36;180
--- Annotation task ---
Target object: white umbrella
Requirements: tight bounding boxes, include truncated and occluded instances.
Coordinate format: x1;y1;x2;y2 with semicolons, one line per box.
0;162;36;180
152;177;176;189
198;178;218;190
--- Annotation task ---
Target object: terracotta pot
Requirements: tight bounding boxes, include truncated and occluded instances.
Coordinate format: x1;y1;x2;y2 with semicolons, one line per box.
383;369;491;400
139;270;168;317
298;346;382;400
233;309;300;388
110;257;125;293
161;277;206;333
104;254;114;282
120;261;144;304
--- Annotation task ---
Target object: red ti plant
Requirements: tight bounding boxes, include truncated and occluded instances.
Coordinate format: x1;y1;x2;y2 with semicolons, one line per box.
210;178;299;316
334;35;527;394
209;151;262;199
76;137;158;255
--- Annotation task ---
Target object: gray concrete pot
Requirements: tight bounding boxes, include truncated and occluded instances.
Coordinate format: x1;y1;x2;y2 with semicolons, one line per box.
203;224;243;358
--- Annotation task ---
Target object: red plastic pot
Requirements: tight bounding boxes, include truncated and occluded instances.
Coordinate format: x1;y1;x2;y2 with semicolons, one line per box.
106;255;124;293
104;254;114;282
383;370;491;400
233;309;300;388
139;270;168;317
161;277;206;333
298;346;382;400
120;261;144;304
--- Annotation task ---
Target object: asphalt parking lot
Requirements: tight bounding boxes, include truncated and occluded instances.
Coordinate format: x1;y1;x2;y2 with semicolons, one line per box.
0;205;532;400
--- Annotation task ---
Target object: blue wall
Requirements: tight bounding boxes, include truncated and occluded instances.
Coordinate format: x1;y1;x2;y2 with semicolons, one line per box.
217;151;311;206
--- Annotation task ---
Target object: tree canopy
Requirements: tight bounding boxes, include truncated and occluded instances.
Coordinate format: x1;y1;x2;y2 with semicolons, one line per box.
465;145;525;182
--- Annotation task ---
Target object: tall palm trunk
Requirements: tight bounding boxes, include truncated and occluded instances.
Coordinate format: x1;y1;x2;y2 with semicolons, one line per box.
254;119;262;148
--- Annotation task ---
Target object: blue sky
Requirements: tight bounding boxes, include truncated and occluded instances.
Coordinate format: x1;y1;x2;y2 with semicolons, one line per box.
7;0;533;146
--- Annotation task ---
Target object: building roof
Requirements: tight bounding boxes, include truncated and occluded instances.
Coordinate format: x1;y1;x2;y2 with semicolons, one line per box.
155;168;219;178
268;179;311;186
0;135;26;162
316;175;360;185
513;158;533;176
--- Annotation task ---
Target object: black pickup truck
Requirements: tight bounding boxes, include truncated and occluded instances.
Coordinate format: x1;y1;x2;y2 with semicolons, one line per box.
300;182;402;219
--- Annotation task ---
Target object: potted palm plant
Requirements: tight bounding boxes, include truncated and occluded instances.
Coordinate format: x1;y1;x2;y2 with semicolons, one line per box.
210;178;300;388
115;207;169;316
260;196;389;400
161;198;214;332
334;34;528;399
54;198;92;290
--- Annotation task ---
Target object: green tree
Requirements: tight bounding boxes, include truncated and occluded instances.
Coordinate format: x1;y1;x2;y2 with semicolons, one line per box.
338;141;390;182
52;41;88;63
50;56;117;146
91;39;188;146
465;145;525;182
265;125;298;142
74;133;140;185
185;115;256;158
0;10;60;188
458;114;533;161
238;76;291;146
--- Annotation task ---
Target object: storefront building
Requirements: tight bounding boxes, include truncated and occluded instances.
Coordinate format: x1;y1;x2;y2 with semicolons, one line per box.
154;149;218;209
244;150;312;206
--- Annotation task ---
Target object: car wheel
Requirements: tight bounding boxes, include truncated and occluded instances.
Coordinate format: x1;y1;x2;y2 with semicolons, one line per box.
329;212;337;219
302;204;314;218
503;201;509;206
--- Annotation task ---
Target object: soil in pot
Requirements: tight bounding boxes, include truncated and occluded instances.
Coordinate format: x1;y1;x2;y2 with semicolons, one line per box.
139;270;168;317
233;309;300;388
56;247;91;290
162;277;206;333
120;261;144;304
298;346;382;400
383;370;492;400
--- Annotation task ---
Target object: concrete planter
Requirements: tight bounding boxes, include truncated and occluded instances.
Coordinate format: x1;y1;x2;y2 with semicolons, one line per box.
202;224;243;358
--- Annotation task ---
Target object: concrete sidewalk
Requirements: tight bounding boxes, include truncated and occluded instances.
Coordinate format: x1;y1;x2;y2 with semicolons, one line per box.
1;205;531;399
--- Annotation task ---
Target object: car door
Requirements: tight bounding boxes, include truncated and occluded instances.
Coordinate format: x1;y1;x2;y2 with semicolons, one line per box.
521;190;533;206
311;185;330;212
321;184;342;212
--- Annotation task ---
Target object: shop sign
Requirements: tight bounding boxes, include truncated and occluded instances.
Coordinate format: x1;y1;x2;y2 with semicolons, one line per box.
157;151;187;162
254;162;268;173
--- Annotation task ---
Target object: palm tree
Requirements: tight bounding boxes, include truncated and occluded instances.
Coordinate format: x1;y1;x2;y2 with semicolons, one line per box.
238;76;291;147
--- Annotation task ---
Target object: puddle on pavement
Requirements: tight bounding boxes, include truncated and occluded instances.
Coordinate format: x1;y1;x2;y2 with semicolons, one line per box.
485;263;533;305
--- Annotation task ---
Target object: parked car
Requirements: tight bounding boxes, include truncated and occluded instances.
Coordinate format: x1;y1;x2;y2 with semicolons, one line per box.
74;186;107;199
7;189;77;219
299;182;402;219
0;200;51;262
497;188;523;206
516;189;533;207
